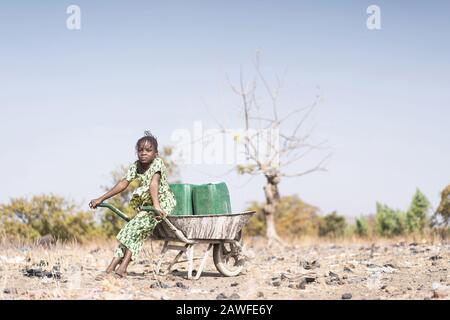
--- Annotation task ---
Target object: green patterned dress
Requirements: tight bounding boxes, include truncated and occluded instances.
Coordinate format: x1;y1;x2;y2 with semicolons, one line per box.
114;157;176;260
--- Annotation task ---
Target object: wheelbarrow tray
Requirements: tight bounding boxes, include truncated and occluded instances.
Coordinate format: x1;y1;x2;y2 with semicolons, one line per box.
152;211;255;241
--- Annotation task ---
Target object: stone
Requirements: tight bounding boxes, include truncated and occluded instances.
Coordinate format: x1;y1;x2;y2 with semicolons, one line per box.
230;282;239;287
272;280;281;287
297;279;306;290
216;293;227;300
433;289;448;299
430;255;442;261
3;288;18;294
229;293;240;300
176;282;189;289
301;260;320;270
342;293;352;300
257;291;264;298
150;281;171;289
326;271;343;285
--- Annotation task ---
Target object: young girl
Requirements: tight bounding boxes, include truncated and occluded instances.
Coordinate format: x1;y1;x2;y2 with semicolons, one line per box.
89;131;176;278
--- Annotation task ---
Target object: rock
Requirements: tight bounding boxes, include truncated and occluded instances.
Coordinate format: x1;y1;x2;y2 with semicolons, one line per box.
229;293;240;300
3;288;18;295
24;268;43;278
430;255;442;261
230;282;239;287
329;271;339;277
343;267;353;273
297;279;306;290
342;293;352;300
216;293;228;300
175;282;189;289
301;260;320;270
326;272;343;285
150;282;171;289
210;289;215;293
39;260;49;267
280;273;290;280
433;289;448;299
257;291;264;298
304;275;317;284
23;267;61;280
272;280;281;287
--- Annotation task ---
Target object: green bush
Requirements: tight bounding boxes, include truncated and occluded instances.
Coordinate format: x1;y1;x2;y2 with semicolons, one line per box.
318;211;347;238
355;216;369;237
406;188;430;233
375;202;406;237
0;194;102;243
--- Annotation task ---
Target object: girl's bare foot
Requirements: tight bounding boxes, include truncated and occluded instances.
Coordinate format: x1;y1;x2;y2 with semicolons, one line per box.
113;271;127;279
95;271;112;281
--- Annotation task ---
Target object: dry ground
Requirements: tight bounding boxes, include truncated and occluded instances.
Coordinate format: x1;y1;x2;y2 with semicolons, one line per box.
0;237;449;300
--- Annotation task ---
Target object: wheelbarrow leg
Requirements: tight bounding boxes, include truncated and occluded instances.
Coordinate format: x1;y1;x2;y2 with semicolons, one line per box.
156;242;189;276
161;244;189;275
155;241;169;275
186;245;194;280
193;244;213;280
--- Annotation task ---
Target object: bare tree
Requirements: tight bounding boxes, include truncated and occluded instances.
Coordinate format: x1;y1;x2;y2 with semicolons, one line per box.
227;52;331;244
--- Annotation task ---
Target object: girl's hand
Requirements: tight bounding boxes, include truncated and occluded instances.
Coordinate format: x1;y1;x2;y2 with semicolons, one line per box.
89;198;103;209
153;207;167;220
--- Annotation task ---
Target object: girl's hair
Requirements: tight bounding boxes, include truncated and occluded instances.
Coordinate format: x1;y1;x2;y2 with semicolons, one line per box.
136;130;158;152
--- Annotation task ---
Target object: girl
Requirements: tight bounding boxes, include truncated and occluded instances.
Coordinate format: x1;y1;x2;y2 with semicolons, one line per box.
89;131;176;278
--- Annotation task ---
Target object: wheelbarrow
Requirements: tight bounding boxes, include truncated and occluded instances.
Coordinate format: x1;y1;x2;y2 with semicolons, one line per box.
98;203;255;280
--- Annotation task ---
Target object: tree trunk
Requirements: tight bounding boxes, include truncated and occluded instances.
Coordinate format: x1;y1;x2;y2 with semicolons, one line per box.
263;175;283;245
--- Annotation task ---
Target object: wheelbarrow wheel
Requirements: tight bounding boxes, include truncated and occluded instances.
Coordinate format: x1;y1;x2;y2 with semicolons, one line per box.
213;232;244;277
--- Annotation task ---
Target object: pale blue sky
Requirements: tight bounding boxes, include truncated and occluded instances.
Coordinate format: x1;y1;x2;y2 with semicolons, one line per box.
1;1;449;218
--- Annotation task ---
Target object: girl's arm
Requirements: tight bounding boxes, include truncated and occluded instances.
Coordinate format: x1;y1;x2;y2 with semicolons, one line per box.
149;172;166;217
89;179;130;208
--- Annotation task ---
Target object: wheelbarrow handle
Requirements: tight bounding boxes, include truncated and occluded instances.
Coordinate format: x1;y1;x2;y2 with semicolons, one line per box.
141;205;167;218
97;203;131;222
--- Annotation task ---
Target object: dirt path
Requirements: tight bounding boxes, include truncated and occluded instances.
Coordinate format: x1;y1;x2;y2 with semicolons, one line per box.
1;239;449;300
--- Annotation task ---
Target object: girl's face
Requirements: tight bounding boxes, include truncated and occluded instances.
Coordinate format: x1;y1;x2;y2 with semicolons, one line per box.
137;141;157;164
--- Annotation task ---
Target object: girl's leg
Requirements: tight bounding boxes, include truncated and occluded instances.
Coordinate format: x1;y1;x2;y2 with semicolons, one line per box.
106;257;123;273
95;256;123;281
115;249;132;277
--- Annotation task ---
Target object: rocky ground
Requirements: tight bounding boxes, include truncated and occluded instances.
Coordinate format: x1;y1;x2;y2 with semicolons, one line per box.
0;238;449;300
